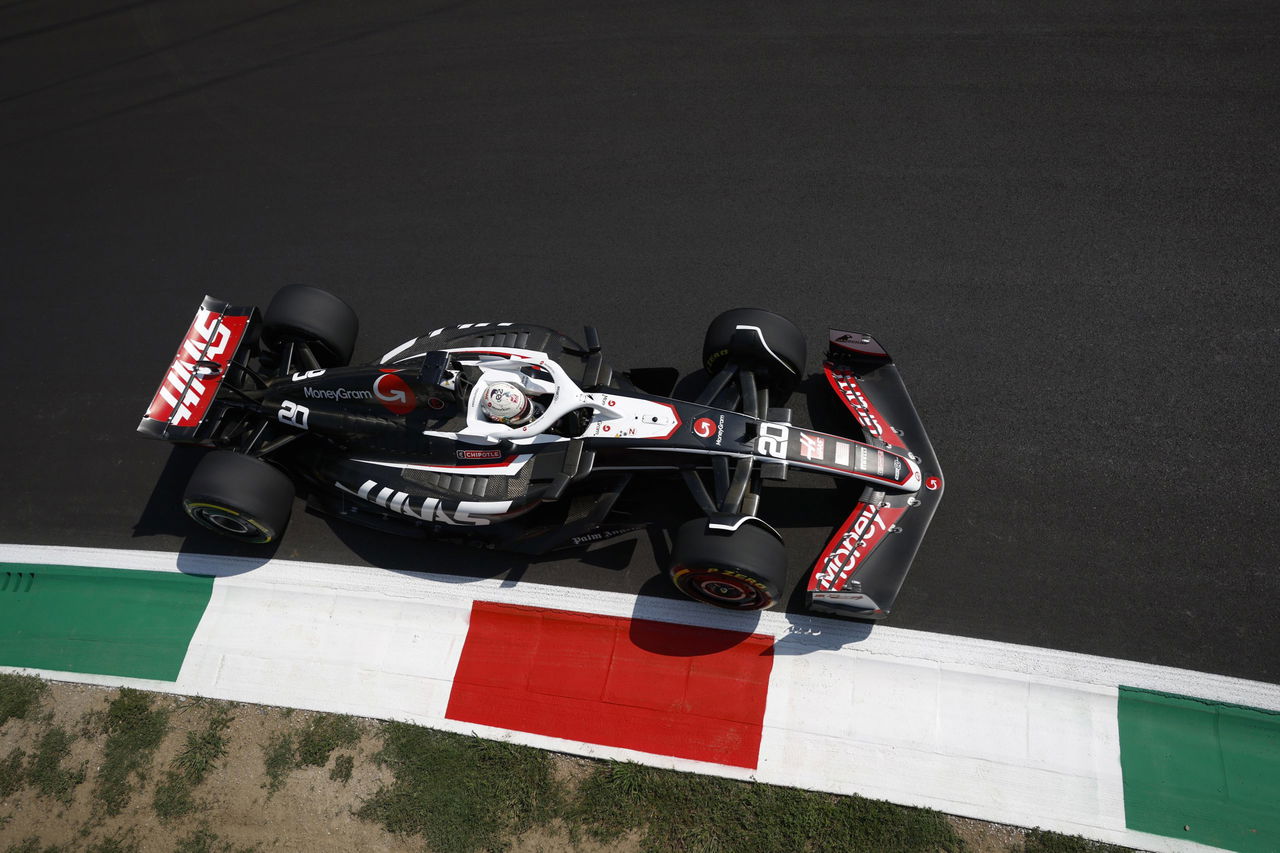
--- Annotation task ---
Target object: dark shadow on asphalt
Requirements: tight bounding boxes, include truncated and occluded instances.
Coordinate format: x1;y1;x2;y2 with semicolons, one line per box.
575;536;639;570
322;515;530;584
131;444;205;540
321;508;655;589
133;445;281;574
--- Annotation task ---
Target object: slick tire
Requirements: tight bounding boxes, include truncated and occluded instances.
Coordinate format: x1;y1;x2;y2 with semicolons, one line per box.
183;451;294;544
668;517;787;611
702;307;806;396
264;284;359;367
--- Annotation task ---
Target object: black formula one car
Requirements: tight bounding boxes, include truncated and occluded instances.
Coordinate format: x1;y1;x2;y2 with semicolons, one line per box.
138;286;943;618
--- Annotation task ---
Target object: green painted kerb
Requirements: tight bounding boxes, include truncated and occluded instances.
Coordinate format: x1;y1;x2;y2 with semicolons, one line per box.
1118;686;1280;853
0;563;213;681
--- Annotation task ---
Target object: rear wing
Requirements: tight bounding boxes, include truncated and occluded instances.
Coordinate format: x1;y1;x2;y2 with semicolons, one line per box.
805;329;944;619
137;296;257;442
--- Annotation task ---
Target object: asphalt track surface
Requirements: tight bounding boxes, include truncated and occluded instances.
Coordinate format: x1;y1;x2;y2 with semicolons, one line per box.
3;1;1277;684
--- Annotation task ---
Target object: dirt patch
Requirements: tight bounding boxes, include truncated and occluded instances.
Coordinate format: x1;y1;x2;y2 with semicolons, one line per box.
0;683;407;853
0;681;107;844
948;814;1029;853
507;822;643;853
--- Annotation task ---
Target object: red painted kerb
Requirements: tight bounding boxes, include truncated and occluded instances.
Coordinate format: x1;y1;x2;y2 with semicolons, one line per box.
446;601;776;768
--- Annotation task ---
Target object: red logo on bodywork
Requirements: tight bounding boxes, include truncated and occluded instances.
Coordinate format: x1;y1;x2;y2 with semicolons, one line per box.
824;365;906;450
799;433;825;460
925;476;941;491
693;418;717;439
457;449;504;460
146;307;248;428
374;371;415;415
811;503;907;590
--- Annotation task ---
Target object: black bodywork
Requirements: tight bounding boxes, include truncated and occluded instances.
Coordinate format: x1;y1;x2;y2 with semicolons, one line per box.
139;296;943;618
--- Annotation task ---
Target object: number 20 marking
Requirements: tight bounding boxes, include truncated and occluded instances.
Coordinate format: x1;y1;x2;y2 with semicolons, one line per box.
756;423;789;458
278;400;310;430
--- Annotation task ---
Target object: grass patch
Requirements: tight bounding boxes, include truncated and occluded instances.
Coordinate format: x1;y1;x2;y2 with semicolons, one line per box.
172;823;259;853
154;710;232;821
329;753;354;784
176;712;233;779
357;724;560;853
0;674;46;727
573;760;965;853
93;689;169;816
152;771;197;821
261;732;294;796
83;833;140;853
25;727;85;805
3;839;68;853
355;722;968;853
1025;828;1130;852
1;748;25;799
258;712;359;795
295;713;360;767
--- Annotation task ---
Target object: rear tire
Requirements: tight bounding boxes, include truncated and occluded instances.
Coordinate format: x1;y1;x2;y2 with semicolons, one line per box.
668;517;787;611
264;284;358;367
702;307;806;396
183;451;294;544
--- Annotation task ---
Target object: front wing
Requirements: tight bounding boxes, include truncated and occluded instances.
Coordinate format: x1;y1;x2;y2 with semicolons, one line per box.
805;330;943;618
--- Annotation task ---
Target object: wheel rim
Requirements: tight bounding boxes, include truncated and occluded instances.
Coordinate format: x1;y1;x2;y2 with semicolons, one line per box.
677;567;771;610
207;512;251;534
186;502;272;543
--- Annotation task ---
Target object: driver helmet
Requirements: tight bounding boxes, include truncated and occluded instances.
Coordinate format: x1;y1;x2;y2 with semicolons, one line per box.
481;381;534;425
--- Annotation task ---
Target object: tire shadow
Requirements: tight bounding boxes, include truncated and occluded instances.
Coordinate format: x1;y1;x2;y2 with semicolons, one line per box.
132;445;282;575
627;574;767;655
131;444;206;540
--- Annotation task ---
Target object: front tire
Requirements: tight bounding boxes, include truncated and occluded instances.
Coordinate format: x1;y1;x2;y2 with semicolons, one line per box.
702;307;806;396
668;517;787;611
183;451;294;544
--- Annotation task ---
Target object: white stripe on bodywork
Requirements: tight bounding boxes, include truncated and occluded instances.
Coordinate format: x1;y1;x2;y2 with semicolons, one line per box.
379;337;418;364
735;324;797;374
351;454;533;476
705;515;781;539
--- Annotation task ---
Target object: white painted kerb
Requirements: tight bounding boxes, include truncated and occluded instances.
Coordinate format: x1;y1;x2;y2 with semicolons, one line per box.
4;544;1276;853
